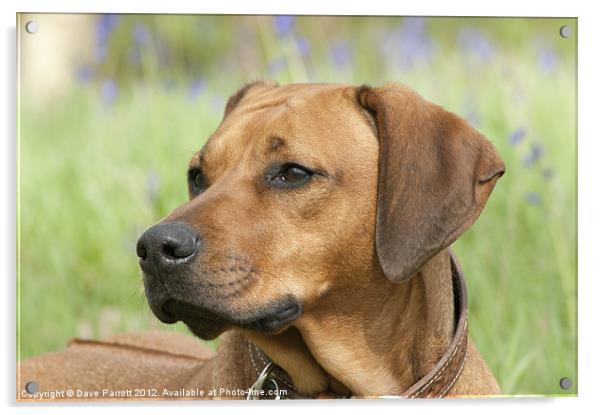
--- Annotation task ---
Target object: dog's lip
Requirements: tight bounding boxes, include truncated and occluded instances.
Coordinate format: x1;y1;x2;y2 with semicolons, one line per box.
162;299;224;325
160;296;303;336
247;303;301;331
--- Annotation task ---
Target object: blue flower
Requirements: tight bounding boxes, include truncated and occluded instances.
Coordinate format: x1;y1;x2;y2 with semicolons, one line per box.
509;129;526;146
458;27;495;62
330;40;353;68
523;143;543;167
543;167;555;180
538;46;558;74
187;78;206;101
210;95;226;112
100;79;118;106
273;15;295;37
465;109;480;127
525;192;542;205
381;17;435;69
75;66;95;84
268;57;287;75
295;36;311;58
95;14;121;62
462;97;480;127
133;23;151;46
128;24;151;65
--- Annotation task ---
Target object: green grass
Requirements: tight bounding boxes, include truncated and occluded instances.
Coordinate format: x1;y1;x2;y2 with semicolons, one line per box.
17;16;576;396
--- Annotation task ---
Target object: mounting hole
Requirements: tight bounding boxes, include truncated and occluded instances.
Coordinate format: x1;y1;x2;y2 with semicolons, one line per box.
25;20;39;34
25;381;38;394
559;25;571;38
559;377;573;390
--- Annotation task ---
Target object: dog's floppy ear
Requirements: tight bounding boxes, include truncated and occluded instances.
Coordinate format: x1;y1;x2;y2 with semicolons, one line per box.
357;84;505;284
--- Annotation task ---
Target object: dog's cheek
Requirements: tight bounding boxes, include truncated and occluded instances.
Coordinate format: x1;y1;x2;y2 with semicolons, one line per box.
261;178;334;222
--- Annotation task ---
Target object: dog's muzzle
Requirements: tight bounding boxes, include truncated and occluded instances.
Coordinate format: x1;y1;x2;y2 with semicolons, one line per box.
136;221;303;339
136;221;200;323
136;222;200;275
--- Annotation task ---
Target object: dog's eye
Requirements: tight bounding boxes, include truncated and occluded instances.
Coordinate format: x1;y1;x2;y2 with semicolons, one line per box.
269;163;313;189
187;168;205;195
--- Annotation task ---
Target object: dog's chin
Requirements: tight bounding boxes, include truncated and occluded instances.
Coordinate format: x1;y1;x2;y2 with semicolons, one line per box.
157;296;303;341
182;318;228;341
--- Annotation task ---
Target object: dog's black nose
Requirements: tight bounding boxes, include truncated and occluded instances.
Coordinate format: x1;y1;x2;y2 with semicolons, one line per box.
137;222;199;275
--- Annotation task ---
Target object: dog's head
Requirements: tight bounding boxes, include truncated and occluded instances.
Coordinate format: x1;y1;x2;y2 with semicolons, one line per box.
137;82;504;340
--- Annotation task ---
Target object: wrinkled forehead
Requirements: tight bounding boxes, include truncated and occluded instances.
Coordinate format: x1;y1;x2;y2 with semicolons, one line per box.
195;84;361;168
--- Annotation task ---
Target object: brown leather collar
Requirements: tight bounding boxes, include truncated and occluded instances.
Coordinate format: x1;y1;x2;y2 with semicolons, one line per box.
246;250;469;399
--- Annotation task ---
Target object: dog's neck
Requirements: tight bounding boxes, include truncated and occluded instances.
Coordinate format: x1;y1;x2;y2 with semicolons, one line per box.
245;249;455;397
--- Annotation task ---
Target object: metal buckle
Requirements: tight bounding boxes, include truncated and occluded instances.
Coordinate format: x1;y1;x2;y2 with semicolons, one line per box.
246;361;275;400
267;378;281;400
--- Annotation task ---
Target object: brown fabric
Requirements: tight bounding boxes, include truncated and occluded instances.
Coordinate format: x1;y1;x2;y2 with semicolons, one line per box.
18;331;215;401
75;330;216;361
247;249;469;399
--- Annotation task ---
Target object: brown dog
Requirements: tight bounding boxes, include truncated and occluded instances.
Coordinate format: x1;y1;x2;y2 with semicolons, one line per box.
18;81;504;400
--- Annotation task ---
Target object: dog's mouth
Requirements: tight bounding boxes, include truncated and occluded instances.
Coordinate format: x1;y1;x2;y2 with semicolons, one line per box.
159;296;303;340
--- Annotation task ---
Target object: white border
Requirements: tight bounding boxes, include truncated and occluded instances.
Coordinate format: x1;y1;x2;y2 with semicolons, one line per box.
2;1;600;414
0;0;585;16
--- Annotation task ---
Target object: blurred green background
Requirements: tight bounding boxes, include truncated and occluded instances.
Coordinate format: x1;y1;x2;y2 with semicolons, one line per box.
17;14;577;396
